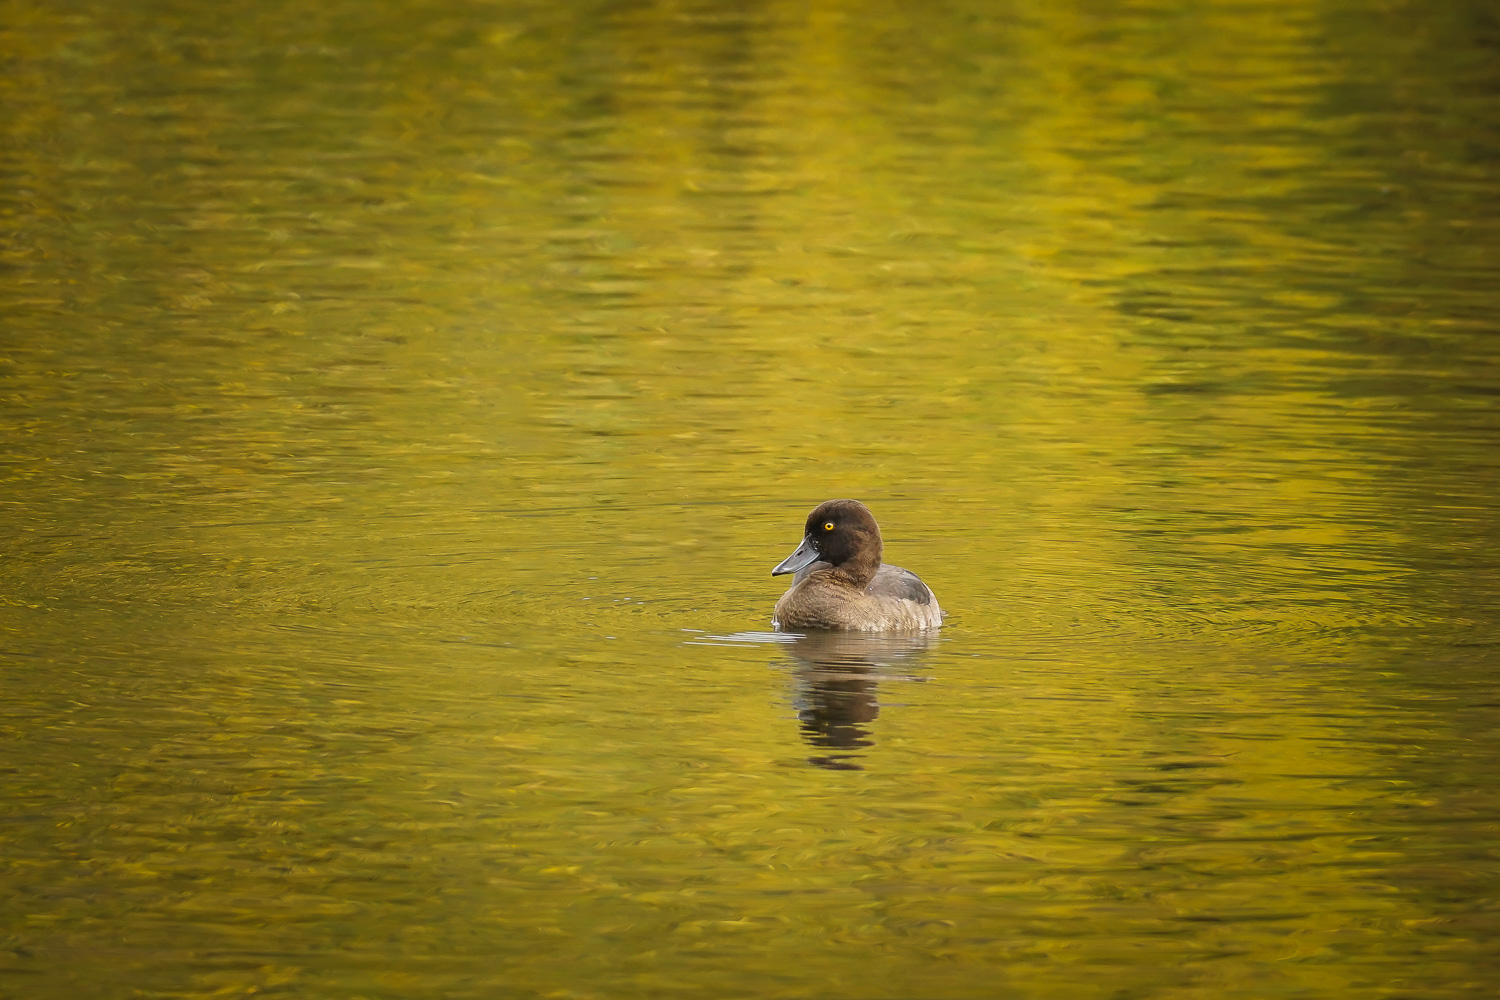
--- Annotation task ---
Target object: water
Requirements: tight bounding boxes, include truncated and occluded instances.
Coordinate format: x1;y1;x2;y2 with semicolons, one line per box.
4;0;1500;996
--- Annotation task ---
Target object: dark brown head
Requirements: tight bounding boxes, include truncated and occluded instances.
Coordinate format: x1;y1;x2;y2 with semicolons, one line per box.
772;499;883;586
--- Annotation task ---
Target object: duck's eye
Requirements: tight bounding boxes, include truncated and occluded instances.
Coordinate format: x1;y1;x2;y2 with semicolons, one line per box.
822;521;835;532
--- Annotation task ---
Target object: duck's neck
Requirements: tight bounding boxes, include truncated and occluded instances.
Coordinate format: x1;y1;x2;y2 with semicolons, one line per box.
830;544;881;590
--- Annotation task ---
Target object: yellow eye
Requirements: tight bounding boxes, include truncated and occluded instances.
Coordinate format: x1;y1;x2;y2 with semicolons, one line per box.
822;521;835;531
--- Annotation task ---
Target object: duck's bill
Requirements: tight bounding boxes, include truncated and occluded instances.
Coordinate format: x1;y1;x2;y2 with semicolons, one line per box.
772;535;820;576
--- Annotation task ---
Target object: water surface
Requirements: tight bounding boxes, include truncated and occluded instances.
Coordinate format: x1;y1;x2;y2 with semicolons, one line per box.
4;0;1500;997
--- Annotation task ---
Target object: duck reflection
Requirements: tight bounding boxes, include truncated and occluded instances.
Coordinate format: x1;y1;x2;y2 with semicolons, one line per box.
782;631;935;771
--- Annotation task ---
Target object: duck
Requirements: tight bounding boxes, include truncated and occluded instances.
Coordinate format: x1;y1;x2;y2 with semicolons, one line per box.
771;499;943;631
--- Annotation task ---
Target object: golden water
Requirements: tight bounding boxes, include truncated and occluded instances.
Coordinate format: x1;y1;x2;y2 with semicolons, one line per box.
4;0;1500;996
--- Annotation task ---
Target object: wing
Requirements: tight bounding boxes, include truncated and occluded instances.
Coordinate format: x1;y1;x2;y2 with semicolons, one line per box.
868;564;934;605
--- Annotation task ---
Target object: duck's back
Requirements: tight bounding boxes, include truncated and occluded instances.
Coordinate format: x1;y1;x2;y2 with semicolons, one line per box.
869;564;936;606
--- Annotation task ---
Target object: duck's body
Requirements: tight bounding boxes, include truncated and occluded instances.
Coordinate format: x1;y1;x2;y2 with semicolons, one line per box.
774;561;943;631
771;499;942;632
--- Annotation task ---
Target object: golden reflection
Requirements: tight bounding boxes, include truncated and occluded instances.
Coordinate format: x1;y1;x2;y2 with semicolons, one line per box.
2;0;1499;997
782;630;935;769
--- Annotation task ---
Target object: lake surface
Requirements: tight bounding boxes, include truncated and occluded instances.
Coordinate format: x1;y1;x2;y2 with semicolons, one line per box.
4;0;1500;997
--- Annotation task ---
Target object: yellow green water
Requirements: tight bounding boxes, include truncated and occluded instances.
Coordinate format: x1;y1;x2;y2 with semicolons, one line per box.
4;0;1500;996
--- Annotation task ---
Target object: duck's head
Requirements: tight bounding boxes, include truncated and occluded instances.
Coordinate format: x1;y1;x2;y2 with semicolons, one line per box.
772;499;883;579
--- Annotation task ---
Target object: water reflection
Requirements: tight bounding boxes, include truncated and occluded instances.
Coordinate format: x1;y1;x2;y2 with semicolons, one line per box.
784;631;934;770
